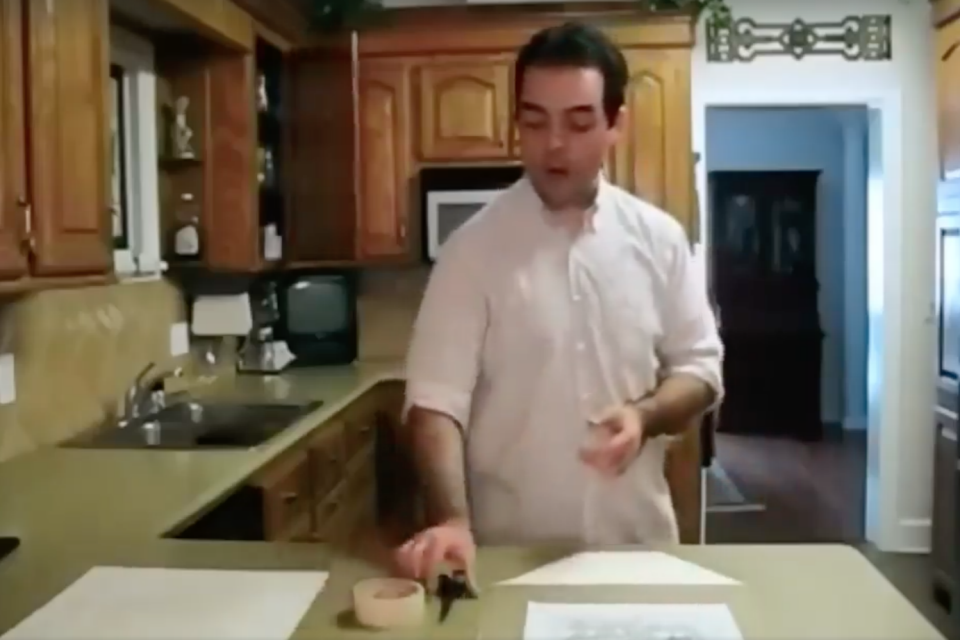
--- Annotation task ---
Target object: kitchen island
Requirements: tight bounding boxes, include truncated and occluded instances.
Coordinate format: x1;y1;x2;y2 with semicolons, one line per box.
0;364;946;638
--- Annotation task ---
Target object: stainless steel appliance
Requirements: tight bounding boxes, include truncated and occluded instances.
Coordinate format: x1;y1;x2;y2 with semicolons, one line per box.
421;165;523;262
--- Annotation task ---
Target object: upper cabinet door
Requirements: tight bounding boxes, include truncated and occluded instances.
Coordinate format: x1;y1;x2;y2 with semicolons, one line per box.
0;0;28;280
357;58;413;260
606;48;693;232
938;17;960;182
27;0;111;276
417;56;512;161
286;38;359;265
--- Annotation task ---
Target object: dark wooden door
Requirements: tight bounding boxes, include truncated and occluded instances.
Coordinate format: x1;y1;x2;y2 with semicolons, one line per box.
710;170;824;440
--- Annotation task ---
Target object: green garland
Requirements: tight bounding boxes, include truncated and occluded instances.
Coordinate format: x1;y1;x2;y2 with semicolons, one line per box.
648;0;732;26
308;0;732;32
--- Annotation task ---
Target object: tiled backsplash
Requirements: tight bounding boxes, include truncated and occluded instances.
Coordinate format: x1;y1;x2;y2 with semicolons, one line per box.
0;280;189;462
0;267;430;463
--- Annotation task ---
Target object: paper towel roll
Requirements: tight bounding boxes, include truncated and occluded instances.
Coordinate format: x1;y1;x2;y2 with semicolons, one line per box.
190;294;253;337
352;578;425;629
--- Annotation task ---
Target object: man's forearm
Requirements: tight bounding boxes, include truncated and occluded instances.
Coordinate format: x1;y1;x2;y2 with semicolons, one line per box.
635;373;716;439
405;406;470;527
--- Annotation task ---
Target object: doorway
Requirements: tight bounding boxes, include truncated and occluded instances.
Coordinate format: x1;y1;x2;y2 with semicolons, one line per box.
702;105;873;544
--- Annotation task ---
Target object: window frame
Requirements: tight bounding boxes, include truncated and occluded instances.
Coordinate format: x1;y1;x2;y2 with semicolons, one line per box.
109;25;161;278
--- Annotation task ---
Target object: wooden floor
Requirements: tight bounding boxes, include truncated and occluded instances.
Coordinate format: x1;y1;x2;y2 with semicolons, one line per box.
705;431;952;638
707;431;866;544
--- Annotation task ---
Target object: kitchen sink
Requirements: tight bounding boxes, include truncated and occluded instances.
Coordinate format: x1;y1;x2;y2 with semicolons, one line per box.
61;400;323;450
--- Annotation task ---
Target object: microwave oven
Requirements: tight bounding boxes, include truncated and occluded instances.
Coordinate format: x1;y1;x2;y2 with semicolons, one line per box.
421;165;524;261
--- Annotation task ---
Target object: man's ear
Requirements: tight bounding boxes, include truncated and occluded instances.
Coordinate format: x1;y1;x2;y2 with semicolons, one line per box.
608;105;627;142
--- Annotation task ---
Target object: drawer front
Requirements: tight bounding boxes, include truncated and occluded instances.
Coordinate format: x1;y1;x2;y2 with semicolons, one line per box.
256;451;312;540
310;426;346;499
342;413;376;462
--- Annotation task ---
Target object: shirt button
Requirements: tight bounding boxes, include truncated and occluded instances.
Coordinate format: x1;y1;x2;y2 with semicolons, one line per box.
572;294;581;302
576;342;586;352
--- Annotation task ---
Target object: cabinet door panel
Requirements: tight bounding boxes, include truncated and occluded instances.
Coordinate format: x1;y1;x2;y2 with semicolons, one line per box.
0;0;27;279
606;48;692;230
27;0;111;275
286;38;358;264
358;59;412;260
418;57;512;161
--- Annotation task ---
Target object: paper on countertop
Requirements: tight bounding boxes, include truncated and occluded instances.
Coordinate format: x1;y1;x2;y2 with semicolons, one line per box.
1;566;329;640
523;602;744;640
498;551;740;586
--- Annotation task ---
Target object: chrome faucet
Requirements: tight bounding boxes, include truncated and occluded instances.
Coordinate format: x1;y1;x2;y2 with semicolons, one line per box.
121;362;184;421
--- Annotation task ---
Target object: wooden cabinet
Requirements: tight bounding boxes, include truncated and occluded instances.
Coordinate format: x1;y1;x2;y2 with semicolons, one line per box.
358;58;414;259
606;48;692;226
240;381;402;546
0;0;111;284
417;56;513;162
937;8;960;182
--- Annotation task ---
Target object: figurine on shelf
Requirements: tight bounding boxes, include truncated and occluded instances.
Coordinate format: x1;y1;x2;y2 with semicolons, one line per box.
171;96;195;159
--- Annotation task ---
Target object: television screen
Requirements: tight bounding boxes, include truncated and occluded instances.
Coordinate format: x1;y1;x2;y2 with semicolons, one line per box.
285;276;350;337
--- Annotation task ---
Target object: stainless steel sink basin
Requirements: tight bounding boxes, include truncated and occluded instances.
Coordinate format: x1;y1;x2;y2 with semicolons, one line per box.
61;400;322;450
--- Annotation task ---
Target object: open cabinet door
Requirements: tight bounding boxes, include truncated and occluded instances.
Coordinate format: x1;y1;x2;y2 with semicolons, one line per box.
28;0;112;276
0;0;27;281
285;33;359;265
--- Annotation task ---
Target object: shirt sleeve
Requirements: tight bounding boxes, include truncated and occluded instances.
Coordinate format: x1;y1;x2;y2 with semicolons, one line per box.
403;244;487;431
657;234;725;407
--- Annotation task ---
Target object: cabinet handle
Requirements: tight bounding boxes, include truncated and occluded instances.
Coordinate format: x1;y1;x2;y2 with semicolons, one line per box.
399;222;407;240
280;491;299;503
942;425;957;442
18;199;35;256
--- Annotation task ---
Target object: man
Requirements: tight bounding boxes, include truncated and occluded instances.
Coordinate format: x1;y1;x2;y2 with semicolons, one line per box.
395;22;723;582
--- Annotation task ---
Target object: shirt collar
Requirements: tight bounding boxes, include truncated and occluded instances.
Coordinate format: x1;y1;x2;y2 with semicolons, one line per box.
521;172;614;234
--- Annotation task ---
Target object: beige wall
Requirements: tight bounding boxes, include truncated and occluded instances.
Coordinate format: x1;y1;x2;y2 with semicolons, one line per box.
0;280;189;462
356;266;428;363
0;267;429;463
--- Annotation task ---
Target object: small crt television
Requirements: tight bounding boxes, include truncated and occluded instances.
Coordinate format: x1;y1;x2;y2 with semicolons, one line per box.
275;270;358;366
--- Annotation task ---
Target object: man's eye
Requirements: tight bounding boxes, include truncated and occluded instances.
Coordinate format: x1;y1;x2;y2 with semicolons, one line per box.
568;118;596;132
520;119;547;130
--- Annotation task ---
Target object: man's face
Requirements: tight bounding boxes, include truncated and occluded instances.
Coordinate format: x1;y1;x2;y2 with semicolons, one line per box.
516;65;623;211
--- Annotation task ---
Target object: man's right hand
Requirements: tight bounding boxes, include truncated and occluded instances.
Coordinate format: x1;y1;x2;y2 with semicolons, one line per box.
393;518;476;585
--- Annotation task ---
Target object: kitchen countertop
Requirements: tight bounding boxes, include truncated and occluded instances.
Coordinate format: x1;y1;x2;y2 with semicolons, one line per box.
0;363;946;638
0;362;401;631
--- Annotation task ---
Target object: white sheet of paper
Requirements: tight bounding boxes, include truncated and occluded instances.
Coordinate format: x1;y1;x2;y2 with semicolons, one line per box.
523;602;744;640
499;551;740;586
1;566;329;640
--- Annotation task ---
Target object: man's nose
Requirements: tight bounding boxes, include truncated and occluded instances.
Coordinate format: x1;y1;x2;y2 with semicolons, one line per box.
547;128;565;152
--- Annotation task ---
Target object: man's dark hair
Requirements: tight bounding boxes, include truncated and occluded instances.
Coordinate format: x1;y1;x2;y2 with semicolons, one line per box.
514;21;628;127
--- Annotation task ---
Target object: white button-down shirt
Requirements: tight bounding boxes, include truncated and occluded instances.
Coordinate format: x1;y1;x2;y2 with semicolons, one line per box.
405;176;723;546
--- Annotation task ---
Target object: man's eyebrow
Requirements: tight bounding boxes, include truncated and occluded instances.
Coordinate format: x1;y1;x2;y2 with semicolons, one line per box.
518;101;546;113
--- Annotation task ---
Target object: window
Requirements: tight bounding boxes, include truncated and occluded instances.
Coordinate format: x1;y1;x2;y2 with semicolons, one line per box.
109;26;161;278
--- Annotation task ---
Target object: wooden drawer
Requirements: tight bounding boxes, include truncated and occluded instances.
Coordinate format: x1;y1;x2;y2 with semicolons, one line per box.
249;449;312;540
342;413;376;462
309;425;346;499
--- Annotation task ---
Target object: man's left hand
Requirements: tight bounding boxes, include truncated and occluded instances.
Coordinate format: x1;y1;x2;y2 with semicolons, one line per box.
578;404;645;477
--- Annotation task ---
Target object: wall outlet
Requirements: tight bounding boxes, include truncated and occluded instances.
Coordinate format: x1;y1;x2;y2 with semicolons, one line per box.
169;322;190;357
0;353;15;405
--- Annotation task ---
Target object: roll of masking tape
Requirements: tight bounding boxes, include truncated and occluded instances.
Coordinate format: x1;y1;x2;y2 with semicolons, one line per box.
352;578;426;629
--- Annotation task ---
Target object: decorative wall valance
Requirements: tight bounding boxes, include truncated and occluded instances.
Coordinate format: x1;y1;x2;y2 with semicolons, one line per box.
706;15;892;62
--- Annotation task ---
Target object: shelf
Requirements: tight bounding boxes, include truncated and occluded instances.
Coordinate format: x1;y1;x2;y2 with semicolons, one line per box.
159;156;203;170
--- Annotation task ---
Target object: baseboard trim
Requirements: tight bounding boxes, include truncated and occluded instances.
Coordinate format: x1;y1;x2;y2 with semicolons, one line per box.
876;518;931;553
